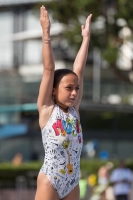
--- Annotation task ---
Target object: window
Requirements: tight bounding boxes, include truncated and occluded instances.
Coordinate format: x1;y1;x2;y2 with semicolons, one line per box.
0;11;13;70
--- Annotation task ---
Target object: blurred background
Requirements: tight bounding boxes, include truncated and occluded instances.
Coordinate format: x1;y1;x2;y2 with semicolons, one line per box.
0;0;133;200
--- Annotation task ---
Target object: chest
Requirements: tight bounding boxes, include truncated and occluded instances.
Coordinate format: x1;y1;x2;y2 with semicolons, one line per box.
43;108;83;151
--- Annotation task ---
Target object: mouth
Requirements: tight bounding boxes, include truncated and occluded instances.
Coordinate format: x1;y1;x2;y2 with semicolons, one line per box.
70;98;76;101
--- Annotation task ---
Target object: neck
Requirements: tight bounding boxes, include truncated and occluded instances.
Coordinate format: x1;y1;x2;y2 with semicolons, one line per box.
56;103;68;113
60;105;68;113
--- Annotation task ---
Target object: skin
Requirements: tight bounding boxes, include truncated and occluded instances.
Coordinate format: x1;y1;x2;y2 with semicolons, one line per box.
35;5;92;200
53;74;80;112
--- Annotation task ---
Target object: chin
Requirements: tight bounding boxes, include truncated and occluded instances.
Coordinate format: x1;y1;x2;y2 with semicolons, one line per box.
67;102;76;107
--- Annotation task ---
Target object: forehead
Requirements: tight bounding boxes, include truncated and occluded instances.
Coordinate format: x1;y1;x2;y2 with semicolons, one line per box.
60;74;79;84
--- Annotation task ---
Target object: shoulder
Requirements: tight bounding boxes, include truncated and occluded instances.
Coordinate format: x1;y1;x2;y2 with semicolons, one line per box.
73;106;80;119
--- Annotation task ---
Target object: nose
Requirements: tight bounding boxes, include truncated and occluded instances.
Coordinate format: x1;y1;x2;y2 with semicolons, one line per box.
72;89;78;96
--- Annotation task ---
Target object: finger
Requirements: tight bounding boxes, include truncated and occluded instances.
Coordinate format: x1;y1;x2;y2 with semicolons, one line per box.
40;6;43;19
81;25;84;30
85;14;92;29
40;6;45;19
45;10;49;19
86;14;92;23
43;6;46;18
42;6;49;20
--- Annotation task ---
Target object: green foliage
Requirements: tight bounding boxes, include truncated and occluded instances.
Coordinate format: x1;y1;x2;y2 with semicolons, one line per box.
0;159;133;180
102;47;118;64
117;0;133;22
0;162;42;183
0;162;42;170
35;0;133;82
80;159;106;175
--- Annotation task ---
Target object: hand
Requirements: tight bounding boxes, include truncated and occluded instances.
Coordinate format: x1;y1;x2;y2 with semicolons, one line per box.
81;14;92;38
40;6;50;35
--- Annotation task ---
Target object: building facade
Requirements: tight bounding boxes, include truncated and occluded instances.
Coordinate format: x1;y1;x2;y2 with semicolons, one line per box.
0;0;133;161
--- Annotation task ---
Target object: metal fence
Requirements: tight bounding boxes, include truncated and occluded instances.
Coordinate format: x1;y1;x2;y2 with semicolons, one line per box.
0;175;93;200
0;175;36;200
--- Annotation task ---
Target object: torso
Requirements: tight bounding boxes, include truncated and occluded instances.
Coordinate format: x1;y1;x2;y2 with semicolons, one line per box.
39;102;79;130
39;104;83;198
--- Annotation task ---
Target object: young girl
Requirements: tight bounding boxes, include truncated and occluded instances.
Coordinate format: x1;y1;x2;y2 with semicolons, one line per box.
35;6;92;200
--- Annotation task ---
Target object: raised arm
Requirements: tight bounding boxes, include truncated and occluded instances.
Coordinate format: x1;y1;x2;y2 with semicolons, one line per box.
73;14;92;110
37;6;55;112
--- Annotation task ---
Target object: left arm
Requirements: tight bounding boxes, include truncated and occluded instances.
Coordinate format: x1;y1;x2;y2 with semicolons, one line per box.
73;14;92;110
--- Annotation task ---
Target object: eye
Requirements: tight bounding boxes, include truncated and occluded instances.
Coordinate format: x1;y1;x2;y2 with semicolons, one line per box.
66;86;71;90
76;87;79;90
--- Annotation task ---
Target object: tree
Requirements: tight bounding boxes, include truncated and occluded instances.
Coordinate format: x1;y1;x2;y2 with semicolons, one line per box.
36;0;133;83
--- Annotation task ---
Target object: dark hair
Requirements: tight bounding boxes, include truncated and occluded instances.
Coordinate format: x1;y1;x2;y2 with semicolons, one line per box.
53;69;78;88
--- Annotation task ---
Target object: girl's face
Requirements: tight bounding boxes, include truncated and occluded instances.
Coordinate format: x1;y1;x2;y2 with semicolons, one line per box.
53;74;79;110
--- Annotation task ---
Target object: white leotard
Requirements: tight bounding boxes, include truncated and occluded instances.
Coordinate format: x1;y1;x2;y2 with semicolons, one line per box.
39;104;83;198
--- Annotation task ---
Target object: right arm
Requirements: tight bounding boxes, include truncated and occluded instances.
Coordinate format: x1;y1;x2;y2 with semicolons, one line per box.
37;6;55;112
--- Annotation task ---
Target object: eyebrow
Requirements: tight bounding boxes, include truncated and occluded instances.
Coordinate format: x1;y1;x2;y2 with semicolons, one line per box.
65;84;80;87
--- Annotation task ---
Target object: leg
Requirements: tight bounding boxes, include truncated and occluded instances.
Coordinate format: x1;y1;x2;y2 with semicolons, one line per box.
62;184;80;200
34;173;60;200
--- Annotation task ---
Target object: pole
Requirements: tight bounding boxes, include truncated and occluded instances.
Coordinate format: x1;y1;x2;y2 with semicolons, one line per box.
93;48;101;102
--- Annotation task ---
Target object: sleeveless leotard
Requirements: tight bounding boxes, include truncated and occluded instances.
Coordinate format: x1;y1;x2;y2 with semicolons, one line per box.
39;104;83;198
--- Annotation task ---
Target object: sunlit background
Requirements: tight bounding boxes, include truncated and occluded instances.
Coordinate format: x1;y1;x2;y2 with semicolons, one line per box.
0;0;133;199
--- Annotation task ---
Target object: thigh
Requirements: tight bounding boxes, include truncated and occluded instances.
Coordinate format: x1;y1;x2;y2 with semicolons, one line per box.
34;173;60;200
62;184;80;200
